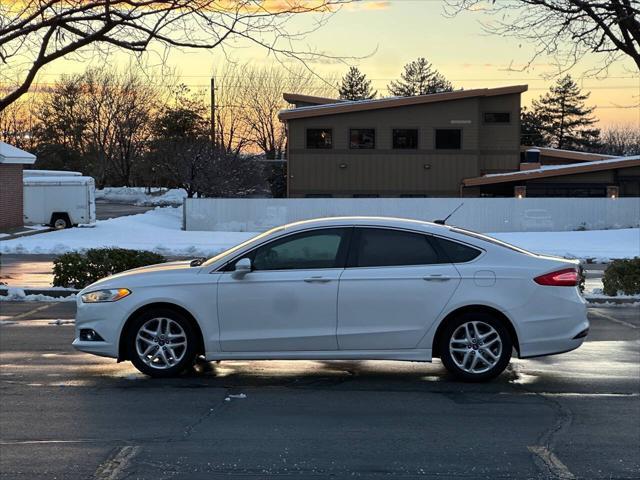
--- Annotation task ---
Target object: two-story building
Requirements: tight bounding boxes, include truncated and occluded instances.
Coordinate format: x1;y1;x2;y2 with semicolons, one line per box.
278;86;527;197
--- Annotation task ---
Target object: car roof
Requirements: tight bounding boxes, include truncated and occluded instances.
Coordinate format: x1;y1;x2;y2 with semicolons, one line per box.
280;216;448;233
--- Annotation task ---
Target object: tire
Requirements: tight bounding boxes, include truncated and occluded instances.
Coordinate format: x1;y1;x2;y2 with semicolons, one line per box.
439;312;512;382
50;213;71;229
127;308;198;378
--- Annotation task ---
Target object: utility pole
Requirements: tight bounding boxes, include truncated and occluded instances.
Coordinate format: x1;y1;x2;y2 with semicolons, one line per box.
210;76;216;152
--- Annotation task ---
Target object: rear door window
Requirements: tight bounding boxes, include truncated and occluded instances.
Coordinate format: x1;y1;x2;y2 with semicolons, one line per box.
432;236;482;263
351;228;442;267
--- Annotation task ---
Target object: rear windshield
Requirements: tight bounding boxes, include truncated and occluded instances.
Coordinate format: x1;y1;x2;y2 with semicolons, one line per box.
450;227;535;256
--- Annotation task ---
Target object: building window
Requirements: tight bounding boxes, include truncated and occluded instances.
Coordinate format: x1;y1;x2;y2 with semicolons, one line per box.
484;112;511;123
349;129;375;149
435;129;461;149
306;129;332;149
392;129;418;149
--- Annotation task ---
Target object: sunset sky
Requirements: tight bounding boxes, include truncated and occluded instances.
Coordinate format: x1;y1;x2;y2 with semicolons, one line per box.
26;0;640;127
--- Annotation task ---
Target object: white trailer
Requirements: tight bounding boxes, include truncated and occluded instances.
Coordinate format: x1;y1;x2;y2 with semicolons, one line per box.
23;175;96;229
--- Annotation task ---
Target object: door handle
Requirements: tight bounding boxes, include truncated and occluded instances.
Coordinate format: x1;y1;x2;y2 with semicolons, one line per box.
423;275;451;281
304;276;331;283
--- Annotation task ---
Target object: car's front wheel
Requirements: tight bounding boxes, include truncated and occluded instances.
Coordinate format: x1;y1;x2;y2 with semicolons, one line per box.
439;313;512;382
128;309;198;378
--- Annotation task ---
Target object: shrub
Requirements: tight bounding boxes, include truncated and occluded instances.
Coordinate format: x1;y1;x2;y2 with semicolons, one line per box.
602;258;640;296
53;248;166;289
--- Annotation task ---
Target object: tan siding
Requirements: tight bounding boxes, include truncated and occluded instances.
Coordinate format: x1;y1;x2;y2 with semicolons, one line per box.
287;93;521;196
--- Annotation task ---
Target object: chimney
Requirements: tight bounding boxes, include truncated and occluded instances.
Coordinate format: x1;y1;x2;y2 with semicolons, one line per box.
521;148;541;170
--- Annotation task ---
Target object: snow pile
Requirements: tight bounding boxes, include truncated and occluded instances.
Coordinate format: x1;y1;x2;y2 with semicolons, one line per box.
0;207;255;257
0;287;77;302
1;206;638;261
493;229;640;263
95;187;187;206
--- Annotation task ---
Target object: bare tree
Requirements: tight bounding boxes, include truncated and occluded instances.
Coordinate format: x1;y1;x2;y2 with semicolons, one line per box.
598;125;640;156
242;64;337;158
212;63;253;156
445;1;640;73
33;67;158;185
0;0;351;111
0;97;37;150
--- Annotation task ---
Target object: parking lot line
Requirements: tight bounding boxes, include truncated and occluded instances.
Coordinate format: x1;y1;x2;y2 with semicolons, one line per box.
93;445;141;480
10;303;53;320
590;310;639;329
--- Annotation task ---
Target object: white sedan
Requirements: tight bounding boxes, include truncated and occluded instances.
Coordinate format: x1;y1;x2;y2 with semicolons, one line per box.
73;217;588;381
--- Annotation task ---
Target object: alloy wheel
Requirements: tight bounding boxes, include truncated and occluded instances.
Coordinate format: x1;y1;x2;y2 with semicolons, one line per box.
135;317;188;370
449;320;503;374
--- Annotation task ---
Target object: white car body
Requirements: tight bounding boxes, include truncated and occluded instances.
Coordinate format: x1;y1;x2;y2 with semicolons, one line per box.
73;217;588;371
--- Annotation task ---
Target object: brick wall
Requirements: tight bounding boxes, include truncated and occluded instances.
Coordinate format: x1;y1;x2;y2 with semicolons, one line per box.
0;164;24;229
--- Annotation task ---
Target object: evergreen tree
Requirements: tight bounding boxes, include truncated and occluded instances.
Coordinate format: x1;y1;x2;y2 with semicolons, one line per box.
338;66;376;100
520;107;545;146
387;58;453;97
531;75;600;151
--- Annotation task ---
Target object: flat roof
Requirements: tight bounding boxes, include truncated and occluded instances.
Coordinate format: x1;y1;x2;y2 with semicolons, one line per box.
463;156;640;187
522;146;615;162
0;142;36;165
278;85;528;121
283;93;344;105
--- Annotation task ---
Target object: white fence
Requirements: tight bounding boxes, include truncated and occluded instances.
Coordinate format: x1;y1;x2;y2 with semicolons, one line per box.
184;198;640;233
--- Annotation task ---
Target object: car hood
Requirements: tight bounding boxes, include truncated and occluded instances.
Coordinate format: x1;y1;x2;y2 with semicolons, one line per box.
81;260;199;291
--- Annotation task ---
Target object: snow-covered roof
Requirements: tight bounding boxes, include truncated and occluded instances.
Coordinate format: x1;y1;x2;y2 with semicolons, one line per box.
0;142;36;165
464;155;640;186
24;169;81;177
278;85;528;121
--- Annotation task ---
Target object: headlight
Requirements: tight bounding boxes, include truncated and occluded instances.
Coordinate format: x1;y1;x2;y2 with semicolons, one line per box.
81;288;131;303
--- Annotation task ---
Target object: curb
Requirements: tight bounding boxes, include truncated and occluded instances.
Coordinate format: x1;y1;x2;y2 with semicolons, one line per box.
585;297;639;305
0;287;79;298
0;227;53;241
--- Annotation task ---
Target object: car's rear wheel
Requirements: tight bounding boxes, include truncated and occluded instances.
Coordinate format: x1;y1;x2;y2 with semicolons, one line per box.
128;309;198;378
439;313;512;382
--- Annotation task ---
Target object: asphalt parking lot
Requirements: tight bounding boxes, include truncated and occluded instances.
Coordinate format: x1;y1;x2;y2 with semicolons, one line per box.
0;302;638;479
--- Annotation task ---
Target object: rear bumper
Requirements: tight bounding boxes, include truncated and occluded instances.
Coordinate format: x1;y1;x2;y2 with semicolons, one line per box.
515;290;589;358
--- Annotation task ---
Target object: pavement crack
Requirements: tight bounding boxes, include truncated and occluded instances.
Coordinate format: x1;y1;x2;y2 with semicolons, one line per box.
181;390;231;440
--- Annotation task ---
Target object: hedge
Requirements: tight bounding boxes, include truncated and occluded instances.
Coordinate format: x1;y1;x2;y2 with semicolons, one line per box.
53;248;166;289
602;258;640;296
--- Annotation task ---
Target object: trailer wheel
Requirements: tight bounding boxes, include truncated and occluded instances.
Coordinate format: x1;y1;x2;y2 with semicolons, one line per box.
50;213;72;229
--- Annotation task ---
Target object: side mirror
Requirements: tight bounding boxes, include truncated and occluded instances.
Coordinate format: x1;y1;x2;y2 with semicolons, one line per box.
232;257;252;278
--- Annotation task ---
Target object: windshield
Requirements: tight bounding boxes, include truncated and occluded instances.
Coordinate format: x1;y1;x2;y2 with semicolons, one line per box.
201;226;285;267
450;227;535;256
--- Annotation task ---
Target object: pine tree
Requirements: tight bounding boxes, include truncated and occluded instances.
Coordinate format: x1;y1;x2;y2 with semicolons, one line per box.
387;58;453;97
338;66;376;100
520;107;545;146
531;75;600;151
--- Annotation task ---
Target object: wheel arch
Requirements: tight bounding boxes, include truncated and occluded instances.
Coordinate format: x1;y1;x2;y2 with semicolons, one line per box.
432;305;520;358
118;302;205;361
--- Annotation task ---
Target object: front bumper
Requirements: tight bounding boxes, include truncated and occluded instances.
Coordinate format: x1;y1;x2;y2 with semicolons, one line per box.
72;298;128;359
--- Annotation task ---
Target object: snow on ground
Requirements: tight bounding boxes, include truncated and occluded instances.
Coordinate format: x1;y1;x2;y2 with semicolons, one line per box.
0;288;77;302
0;207;254;257
95;187;187;206
0;206;638;261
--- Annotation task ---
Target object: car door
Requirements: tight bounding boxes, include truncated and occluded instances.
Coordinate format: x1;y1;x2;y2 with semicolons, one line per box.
337;227;461;350
217;227;351;352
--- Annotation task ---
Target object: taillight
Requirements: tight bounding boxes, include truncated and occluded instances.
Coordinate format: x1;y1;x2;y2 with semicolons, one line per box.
534;268;580;287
